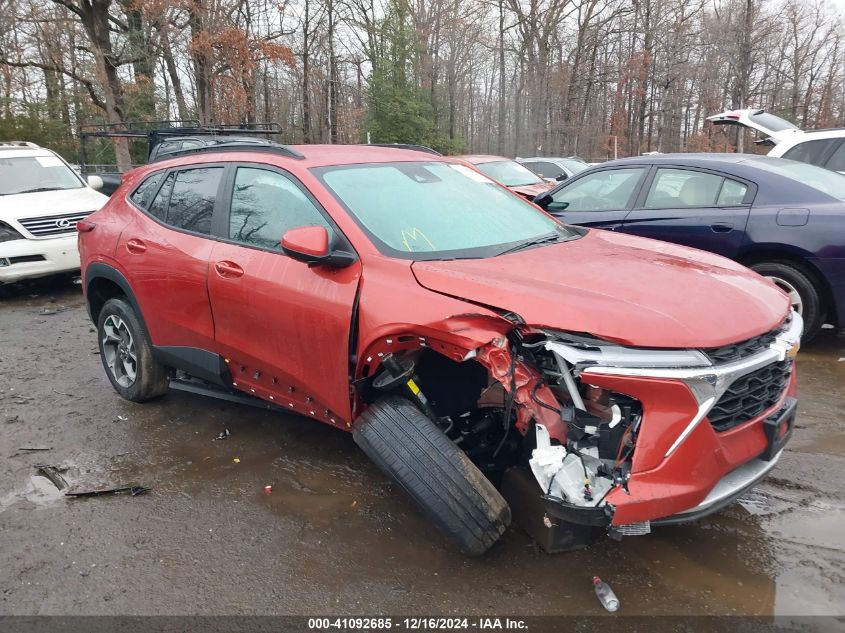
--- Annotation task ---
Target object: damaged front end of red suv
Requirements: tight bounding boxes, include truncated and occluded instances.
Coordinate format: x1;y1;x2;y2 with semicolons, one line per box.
353;292;801;543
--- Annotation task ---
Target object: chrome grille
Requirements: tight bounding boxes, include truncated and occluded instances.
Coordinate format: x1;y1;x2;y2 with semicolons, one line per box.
17;211;91;237
708;360;792;432
702;318;790;364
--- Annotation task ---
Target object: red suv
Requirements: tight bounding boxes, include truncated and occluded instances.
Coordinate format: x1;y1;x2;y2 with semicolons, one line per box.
79;143;801;555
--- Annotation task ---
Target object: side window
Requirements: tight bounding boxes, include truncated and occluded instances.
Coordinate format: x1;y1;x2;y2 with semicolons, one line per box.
148;172;175;221
717;179;749;205
229;167;331;250
166;167;223;235
130;171;164;209
550;168;645;211
526;161;563;180
824;141;845;172
644;168;723;209
782;139;839;166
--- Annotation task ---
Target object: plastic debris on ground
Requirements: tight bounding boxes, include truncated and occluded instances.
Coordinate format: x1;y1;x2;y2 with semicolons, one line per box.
593;576;619;612
264;485;273;494
214;429;231;441
36;465;69;490
232;457;240;464
66;485;151;498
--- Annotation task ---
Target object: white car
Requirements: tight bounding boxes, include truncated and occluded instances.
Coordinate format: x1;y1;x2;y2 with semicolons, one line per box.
706;108;845;173
0;142;109;285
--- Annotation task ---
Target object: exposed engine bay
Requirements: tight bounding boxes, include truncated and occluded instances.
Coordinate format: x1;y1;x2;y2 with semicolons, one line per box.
362;328;644;521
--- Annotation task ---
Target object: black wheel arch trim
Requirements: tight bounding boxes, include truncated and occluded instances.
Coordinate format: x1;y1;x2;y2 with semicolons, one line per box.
85;263;150;336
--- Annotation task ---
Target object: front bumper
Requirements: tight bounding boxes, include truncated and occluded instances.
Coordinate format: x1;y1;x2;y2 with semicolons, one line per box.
652;449;782;526
0;234;80;283
540;312;801;529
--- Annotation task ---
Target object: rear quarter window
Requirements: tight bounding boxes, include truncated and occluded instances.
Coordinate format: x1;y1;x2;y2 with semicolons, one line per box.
130;171;165;209
782;139;840;166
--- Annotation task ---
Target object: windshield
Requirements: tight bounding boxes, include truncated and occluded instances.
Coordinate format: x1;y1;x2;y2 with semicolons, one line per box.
559;159;589;175
473;160;543;187
316;161;576;260
0;155;84;195
745;158;845;201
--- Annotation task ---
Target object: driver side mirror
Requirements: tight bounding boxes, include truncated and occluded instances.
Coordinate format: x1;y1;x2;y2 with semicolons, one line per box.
534;192;569;212
534;192;553;209
555;173;568;181
281;226;356;268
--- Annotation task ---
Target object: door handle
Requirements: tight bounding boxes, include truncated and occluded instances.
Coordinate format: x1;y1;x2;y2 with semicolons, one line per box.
214;260;244;279
126;238;147;254
710;222;734;233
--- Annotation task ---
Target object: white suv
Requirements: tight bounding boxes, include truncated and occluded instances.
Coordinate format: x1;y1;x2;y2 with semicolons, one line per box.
0;142;109;285
707;108;845;173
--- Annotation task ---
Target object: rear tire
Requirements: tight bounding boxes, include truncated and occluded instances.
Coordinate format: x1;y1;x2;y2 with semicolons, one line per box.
750;261;822;342
353;395;511;556
97;297;170;402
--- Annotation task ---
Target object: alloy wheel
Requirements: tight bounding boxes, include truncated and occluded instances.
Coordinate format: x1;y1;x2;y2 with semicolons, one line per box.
102;314;138;388
766;275;803;315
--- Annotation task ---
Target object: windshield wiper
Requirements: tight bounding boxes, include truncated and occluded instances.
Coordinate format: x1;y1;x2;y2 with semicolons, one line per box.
6;187;62;195
497;232;566;256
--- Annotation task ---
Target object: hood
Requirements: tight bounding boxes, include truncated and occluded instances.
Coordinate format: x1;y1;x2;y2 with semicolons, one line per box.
0;187;109;221
509;182;554;199
411;230;790;348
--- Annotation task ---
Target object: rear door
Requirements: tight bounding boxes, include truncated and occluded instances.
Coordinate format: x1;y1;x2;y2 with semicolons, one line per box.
542;166;648;229
621;166;754;258
119;165;224;349
206;164;361;422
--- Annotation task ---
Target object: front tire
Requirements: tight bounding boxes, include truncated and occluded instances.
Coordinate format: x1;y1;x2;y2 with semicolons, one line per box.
353;395;511;556
750;261;822;341
97;297;170;402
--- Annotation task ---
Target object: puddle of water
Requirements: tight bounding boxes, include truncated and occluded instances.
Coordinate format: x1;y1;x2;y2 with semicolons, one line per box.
0;474;67;512
764;505;845;551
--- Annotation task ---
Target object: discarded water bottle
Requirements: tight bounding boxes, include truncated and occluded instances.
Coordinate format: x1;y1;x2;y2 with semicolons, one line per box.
593;576;619;612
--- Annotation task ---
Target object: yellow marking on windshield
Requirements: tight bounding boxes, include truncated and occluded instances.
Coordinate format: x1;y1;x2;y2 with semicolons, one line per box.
401;227;435;251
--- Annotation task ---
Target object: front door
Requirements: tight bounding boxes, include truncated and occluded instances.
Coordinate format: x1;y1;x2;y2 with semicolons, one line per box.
206;164;362;424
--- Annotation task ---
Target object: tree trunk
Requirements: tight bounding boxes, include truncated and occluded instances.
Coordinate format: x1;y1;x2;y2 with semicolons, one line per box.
161;30;189;121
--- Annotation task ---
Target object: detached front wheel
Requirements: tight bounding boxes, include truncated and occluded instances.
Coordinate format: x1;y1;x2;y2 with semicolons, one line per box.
353;395;511;556
97;297;170;402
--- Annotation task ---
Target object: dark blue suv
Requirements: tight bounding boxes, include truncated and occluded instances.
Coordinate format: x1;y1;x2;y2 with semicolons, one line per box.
535;154;845;340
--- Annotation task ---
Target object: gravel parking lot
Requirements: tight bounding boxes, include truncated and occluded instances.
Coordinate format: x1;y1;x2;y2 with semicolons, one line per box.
1;276;843;617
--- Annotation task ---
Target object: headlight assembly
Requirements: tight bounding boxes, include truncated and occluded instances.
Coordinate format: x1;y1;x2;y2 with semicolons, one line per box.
0;221;23;243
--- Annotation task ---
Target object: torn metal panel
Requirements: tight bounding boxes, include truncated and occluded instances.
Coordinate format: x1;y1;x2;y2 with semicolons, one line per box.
475;340;566;441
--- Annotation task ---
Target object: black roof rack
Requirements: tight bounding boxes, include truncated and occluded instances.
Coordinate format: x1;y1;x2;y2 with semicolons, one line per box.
78;121;284;168
151;141;305;162
366;143;442;156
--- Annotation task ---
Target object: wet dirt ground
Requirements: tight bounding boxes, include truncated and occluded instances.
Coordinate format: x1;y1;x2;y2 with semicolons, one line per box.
0;277;843;617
